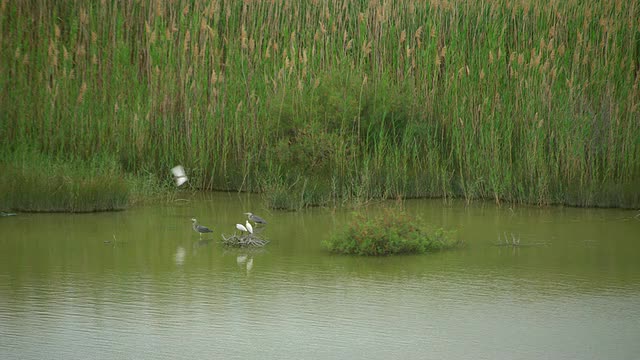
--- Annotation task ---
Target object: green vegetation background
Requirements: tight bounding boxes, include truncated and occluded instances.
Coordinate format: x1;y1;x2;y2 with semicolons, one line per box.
2;0;639;211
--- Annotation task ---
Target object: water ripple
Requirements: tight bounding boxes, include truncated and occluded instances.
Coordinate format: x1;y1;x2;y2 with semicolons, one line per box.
2;198;640;359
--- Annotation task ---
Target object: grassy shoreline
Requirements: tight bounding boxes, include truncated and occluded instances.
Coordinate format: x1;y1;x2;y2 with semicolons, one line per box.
0;148;169;212
2;1;639;210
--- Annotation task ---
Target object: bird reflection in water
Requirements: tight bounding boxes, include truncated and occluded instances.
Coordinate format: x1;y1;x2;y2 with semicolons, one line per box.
236;254;254;273
174;246;186;266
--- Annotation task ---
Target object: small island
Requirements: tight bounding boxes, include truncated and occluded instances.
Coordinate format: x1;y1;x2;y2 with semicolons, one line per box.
324;208;462;256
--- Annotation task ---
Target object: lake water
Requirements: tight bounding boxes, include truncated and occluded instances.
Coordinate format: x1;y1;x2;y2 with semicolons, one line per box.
1;193;639;359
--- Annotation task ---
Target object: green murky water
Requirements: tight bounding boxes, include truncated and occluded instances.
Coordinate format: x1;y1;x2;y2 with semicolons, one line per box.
1;193;639;359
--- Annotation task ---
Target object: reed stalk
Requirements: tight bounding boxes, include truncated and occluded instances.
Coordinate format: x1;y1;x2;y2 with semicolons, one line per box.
1;0;638;210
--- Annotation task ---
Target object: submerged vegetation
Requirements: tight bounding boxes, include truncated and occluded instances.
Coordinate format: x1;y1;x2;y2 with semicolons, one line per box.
1;1;639;210
324;209;460;256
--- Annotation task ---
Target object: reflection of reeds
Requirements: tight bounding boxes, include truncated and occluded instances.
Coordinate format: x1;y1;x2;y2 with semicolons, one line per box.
495;232;550;247
498;232;521;247
1;1;638;210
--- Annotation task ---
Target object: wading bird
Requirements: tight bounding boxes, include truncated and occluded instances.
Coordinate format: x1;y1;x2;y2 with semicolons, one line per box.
236;223;248;233
244;212;267;225
171;165;188;186
191;218;213;238
236;221;253;234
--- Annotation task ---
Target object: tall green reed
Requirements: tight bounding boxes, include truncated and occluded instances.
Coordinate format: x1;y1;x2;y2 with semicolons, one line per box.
1;0;638;209
0;147;130;212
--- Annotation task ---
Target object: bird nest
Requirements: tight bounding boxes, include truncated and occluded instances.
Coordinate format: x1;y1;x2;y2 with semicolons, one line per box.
221;233;269;247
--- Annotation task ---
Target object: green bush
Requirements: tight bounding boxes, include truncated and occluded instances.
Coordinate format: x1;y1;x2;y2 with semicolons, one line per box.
324;209;461;256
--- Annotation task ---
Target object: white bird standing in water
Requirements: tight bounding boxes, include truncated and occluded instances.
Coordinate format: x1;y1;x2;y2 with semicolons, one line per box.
171;165;188;186
236;223;248;233
245;220;253;234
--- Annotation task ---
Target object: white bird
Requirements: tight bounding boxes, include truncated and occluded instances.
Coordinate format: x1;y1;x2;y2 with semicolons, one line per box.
245;220;253;234
236;223;248;232
171;165;188;186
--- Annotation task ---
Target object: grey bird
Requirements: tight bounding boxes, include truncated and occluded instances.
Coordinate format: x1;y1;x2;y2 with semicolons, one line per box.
191;218;213;238
244;212;267;225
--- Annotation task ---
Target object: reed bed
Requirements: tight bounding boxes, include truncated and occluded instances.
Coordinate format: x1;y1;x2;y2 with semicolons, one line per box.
0;148;129;212
1;0;638;209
